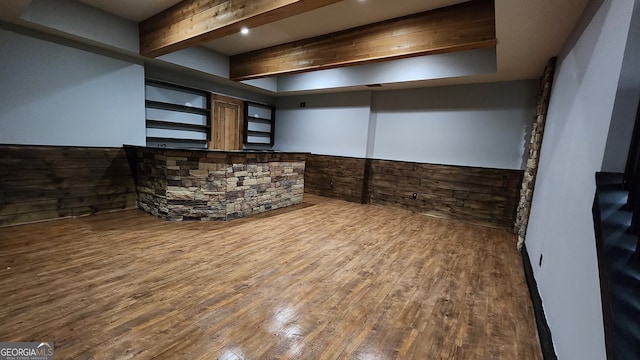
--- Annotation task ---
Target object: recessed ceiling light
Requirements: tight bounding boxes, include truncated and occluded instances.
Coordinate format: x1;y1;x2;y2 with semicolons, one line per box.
240;27;249;35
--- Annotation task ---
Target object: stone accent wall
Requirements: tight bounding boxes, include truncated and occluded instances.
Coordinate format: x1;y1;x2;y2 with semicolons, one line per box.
135;147;168;219
0;145;137;227
515;58;557;249
304;154;367;203
132;147;305;221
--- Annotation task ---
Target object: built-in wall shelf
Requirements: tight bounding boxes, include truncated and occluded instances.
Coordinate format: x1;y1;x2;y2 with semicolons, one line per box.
145;80;211;149
145;119;209;132
244;102;275;146
145;137;208;147
145;100;210;115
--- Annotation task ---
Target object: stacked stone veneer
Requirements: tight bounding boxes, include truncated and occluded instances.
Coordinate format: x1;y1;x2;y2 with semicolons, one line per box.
515;58;557;249
131;147;305;221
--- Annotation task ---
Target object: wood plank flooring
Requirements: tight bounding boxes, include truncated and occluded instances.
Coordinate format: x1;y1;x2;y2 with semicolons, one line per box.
0;194;542;359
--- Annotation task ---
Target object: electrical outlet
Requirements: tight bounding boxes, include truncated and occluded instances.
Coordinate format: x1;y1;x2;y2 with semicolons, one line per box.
412;192;418;200
329;179;334;190
539;253;543;267
300;101;306;108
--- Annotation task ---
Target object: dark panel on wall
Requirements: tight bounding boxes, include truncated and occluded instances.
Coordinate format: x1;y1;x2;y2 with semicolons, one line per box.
0;145;137;227
304;154;366;203
368;159;523;229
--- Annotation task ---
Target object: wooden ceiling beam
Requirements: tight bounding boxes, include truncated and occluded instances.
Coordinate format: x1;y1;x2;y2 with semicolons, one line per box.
230;0;496;81
139;0;344;58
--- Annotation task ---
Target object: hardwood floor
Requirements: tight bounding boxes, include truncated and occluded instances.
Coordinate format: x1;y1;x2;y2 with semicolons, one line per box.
0;194;541;359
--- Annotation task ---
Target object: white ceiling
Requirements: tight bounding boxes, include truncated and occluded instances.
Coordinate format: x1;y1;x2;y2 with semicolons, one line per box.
6;0;590;89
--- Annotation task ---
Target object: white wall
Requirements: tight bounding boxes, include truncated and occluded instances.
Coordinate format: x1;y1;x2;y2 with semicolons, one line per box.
275;92;371;157
21;0;139;52
372;81;537;169
0;29;146;147
242;77;279;93
277;48;496;94
275;80;537;170
158;46;230;79
524;0;636;359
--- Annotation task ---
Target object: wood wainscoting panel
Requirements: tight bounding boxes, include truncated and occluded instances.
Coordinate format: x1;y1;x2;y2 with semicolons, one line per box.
368;160;523;229
304;154;366;203
0;145;137;227
304;154;523;228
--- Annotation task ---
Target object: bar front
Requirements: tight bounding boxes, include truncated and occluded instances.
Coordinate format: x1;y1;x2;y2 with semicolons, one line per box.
127;146;306;221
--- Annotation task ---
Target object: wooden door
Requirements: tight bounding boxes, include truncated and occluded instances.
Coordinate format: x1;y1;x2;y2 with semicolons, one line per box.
210;94;244;150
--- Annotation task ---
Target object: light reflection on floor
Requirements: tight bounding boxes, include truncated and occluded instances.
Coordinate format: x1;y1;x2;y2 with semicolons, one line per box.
219;347;245;360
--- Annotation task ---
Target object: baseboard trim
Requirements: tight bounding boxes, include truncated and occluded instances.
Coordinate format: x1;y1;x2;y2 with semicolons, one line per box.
522;245;558;360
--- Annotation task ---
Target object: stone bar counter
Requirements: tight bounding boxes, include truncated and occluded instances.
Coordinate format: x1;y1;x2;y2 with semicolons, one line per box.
126;146;306;221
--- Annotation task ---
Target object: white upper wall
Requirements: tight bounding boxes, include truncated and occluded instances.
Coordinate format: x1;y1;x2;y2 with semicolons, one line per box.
276;48;497;94
525;0;637;359
275;92;371;158
0;29;146;147
15;0;262;102
242;77;279;93
158;46;230;79
274;80;537;169
372;81;537;169
21;0;139;52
